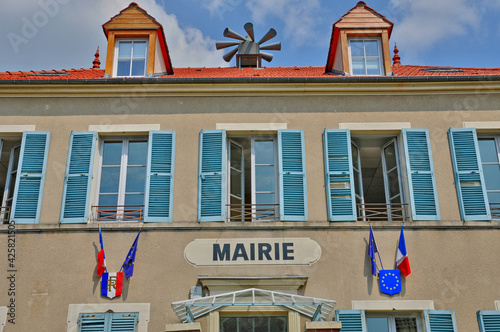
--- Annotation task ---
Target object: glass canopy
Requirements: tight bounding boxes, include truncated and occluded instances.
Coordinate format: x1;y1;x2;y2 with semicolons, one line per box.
171;288;336;323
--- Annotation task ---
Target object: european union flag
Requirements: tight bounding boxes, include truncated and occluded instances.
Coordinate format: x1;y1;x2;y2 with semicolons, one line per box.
121;230;141;278
379;269;402;296
368;225;379;276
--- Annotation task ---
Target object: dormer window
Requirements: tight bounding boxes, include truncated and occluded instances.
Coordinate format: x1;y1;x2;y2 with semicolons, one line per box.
349;38;383;75
115;40;148;77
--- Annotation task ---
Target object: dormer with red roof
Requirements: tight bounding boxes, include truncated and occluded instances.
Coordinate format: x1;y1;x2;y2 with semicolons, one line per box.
102;2;173;77
325;1;393;76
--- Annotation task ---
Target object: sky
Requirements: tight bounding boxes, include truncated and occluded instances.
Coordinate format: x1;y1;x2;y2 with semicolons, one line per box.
1;0;499;72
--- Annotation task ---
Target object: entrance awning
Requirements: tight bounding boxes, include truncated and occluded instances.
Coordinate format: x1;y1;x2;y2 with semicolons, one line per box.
171;288;336;323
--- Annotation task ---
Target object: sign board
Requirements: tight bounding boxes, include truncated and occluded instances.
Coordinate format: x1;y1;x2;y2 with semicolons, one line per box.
184;238;321;267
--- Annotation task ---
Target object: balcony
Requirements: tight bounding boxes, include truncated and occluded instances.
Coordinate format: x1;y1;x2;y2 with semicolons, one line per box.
357;203;408;222
490;203;500;219
226;203;279;222
91;205;144;222
0;206;10;223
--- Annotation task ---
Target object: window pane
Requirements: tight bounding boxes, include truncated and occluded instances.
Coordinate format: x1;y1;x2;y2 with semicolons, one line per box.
255;166;275;192
367;317;390;332
483;164;500;190
126;166;146;193
350;41;364;57
351;58;365;75
270;317;287;332
230;143;243;170
220;317;237;332
488;192;500;204
366;58;381;75
365;40;379;56
231;169;243;198
98;194;118;219
395;317;417;332
255;140;275;165
102;142;123;165
256;193;275;205
133;42;147;57
254;317;269;332
118;42;132;58
131;59;146;76
478;139;498;163
125;193;144;206
117;60;130;76
128;141;148;165
100;167;120;193
99;194;118;207
384;143;398;170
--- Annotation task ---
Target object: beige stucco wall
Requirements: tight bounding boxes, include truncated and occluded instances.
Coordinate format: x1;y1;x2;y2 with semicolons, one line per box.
0;80;499;331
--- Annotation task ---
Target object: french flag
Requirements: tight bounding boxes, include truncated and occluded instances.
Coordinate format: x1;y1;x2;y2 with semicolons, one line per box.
396;225;411;277
101;272;123;299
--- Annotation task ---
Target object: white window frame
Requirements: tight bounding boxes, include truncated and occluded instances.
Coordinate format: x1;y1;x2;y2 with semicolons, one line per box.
366;311;424;332
226;135;279;222
113;39;149;77
66;303;150;332
0;139;21;222
348;37;384;76
477;135;500;215
95;136;148;221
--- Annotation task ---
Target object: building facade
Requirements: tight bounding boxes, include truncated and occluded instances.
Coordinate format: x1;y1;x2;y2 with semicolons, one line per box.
1;2;500;332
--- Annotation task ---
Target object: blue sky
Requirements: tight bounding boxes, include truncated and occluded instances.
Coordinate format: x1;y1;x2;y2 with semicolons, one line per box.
1;0;499;72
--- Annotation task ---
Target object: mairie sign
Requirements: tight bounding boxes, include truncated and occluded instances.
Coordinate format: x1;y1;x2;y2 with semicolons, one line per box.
184;238;321;266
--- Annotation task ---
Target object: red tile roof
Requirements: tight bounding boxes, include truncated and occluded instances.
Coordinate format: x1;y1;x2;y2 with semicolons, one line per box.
1;65;499;81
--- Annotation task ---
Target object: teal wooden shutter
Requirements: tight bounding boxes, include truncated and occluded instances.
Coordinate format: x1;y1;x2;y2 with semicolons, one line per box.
110;312;138;332
335;310;366;332
197;130;226;222
278;129;308;221
478;311;500;332
78;313;106;331
144;131;175;222
402;129;440;221
324;129;356;221
60;131;97;223
11;132;50;224
448;128;490;221
424;310;457;332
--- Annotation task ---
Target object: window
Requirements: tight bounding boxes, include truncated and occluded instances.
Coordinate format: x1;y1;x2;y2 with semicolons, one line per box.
448;128;491;221
227;136;279;221
0;132;50;224
220;315;287;332
348;38;383;76
324;129;439;222
336;310;458;332
478;137;500;218
60;131;175;223
96;137;147;221
197;129;307;222
115;40;148;77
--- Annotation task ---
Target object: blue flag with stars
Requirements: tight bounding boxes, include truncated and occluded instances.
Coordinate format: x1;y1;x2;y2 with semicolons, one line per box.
121;230;141;278
379;269;402;296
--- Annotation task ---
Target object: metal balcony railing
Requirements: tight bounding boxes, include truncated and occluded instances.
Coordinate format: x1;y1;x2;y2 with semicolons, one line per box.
226;203;279;222
490;203;500;219
0;206;10;223
91;205;144;222
357;203;408;222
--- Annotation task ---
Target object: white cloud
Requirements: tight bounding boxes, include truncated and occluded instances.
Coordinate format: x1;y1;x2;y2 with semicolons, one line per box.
245;0;322;47
390;0;481;58
0;0;225;72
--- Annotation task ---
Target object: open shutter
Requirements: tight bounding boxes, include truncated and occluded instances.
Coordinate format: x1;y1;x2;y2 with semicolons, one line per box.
424;310;457;332
197;130;226;222
60;131;97;223
10;132;50;224
478;311;500;332
110;312;138;332
448;128;490;221
278;129;308;221
78;313;106;332
402;129;440;221
144;131;175;222
324;129;356;221
335;310;366;332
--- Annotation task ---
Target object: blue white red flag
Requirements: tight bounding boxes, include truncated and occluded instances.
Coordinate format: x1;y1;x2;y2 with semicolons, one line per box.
396;225;411;277
368;225;379;276
97;226;107;277
121;230;141;278
101;272;123;299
